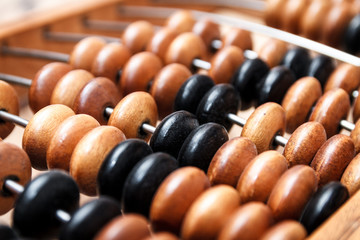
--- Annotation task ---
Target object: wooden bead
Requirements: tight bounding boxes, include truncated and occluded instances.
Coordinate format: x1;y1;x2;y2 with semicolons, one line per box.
353;93;360;123
241;102;286;153
146;27;177;63
50;69;94;108
341;154;360;196
181;185;240;240
0;80;19;139
236;150;288;203
324;63;360;95
309;88;350;138
122;20;154;54
260;220;307;240
264;0;286;28
258;38;287;68
70;126;126;196
192;19;221;52
218;202;274;240
143;232;179;240
208;137;257;187
29;62;72;112
23;104;75;170
150;167;210;234
119;52;163;96
166;10;195;34
222;27;252;50
284;122;327;167
46;114;100;171
282;77;322;133
73;77;121;125
282;0;309;34
351;120;360;153
108;92;158;141
311;134;355;187
0;142;31;215
69;37;106;71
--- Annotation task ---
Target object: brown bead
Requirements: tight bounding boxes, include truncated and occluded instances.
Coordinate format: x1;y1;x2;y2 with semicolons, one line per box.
46;114;100;171
311;134;355;187
258;38;288;68
222;27;253;50
108;92;158;142
150;63;191;119
351;120;360;154
218;202;274;240
0;80;19;139
146;27;177;63
69;37;106;71
208;46;244;84
309;88;350;138
324;63;360;95
91;42;131;82
284;122;327;167
181;185;240;240
264;0;287;28
282;0;309;34
150;167;210;234
260;220;307;240
267;165;318;221
119;52;163;96
208;137;257;187
122;20;155;54
0;142;31;215
29;62;73;112
166;10;195;35
241;102;286;153
341;154;360;196
143;232;179;240
23;104;75;170
236;151;288;203
353;93;360;123
192;19;221;52
73;77;121;125
70;126;126;196
94;214;151;240
50;69;94;108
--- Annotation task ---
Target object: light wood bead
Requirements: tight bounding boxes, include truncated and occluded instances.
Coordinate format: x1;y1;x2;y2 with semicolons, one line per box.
260;220;307;240
122;20;155;54
150;63;191;119
108;92;158;141
23;104;75;170
143;232;179;240
0;142;31;215
192;19;221;52
341;154;360;196
29;62;73;112
181;185;240;240
146;27;177;63
91;42;131;83
46;114;100;171
166;10;195;35
311;134;355;187
324;63;360;95
353;92;360;123
282;0;309;34
258;38;288;68
241;102;286;153
309;88;350;138
70;126;126;196
264;0;287;28
50;69;94;108
209;46;245;84
0;80;19;139
351;120;360;154
236;150;288;203
69;36;106;71
222;27;253;50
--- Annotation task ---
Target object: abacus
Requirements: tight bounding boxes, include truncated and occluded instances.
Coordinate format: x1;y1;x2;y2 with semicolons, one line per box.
1;0;360;239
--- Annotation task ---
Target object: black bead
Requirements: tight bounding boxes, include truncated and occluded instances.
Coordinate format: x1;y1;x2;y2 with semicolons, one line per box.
0;225;18;240
59;197;121;240
299;181;349;234
150;111;199;158
97;139;153;202
177;123;229;172
231;58;269;110
308;55;335;88
344;14;360;54
196;84;240;131
280;47;310;79
257;66;296;106
13;170;79;238
122;152;178;217
174;74;215;114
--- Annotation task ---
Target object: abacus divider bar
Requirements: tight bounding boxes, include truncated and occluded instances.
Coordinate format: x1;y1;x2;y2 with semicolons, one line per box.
43;29;121;43
0;73;32;87
0;111;28;127
1;45;69;62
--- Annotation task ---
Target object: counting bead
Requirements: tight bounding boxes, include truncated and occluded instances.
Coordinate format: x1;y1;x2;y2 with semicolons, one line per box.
0;225;18;240
122;20;155;54
0;81;19;139
150;167;210;234
146;27;177;62
192;19;221;52
46;114;100;171
282;0;309;34
308;54;335;88
258;38;288;68
29;62;72;112
341;154;360;196
236;150;287;203
143;232;179;240
70;126;125;196
23;104;75;170
264;0;286;28
324;63;360;95
208;137;257;187
353;95;360;123
218;202;274;240
165;10;195;34
280;47;311;79
260;220;307;240
222;27;252;51
344;14;360;54
311;134;355;187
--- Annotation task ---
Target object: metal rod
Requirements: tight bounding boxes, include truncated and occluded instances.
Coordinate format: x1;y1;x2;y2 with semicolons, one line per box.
227;113;246;127
340;119;355;132
104;107;114;118
192;58;211;71
56;209;71;223
43;29;121;43
0;73;32;87
352;90;359;99
0;111;28;127
211;39;223;50
83;18;131;31
243;49;258;59
274;135;288;147
1;45;69;62
141;123;156;134
4;179;24;195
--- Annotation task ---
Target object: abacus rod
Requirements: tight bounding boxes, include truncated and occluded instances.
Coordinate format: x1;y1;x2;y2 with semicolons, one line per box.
211;39;258;59
1;45;69;62
56;209;71;223
192;58;211;71
43;29;121;43
83;18;132;31
141;123;156;134
104;107;113;117
340;120;355;132
0;73;32;87
0;111;28;127
273;135;288;147
353;90;359;99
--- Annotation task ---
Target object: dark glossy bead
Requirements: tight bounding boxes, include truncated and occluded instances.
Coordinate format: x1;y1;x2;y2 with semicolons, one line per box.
0;225;18;240
196;84;240;131
344;14;360;54
308;55;335;88
59;197;121;240
231;58;269;110
299;181;349;234
178;123;229;172
97;139;153;202
122;152;178;217
150;111;199;157
280;47;310;79
13;170;79;238
257;66;296;106
174;74;215;114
